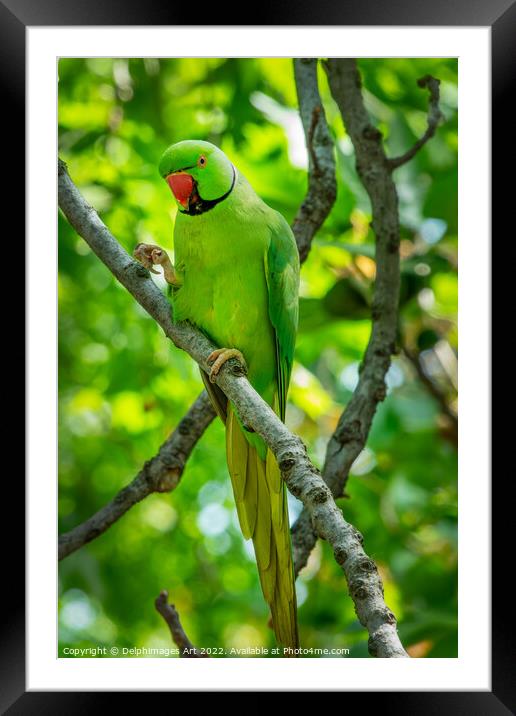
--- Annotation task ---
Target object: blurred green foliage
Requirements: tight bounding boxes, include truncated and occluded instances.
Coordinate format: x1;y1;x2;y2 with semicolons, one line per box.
58;58;458;658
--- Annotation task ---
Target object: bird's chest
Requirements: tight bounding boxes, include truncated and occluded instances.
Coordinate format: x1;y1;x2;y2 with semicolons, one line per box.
172;213;270;350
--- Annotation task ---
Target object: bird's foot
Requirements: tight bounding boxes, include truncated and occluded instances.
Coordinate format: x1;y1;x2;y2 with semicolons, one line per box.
207;348;247;383
133;243;178;285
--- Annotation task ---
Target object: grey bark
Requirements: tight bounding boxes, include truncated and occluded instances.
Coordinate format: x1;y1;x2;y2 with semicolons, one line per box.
292;58;337;263
292;58;403;574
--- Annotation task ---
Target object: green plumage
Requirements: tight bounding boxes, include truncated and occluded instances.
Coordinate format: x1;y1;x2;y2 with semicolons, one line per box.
160;140;300;651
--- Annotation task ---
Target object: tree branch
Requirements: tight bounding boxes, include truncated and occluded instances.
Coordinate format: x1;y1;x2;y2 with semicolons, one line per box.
155;590;208;657
58;392;215;560
58;158;407;657
292;58;337;263
402;345;458;444
292;59;404;575
387;75;444;170
293;63;444;576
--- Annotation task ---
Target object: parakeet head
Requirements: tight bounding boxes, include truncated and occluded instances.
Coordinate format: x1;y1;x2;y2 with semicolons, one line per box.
158;140;236;215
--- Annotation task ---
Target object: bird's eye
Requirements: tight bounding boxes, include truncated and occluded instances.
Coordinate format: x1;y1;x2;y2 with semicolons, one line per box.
198;155;207;168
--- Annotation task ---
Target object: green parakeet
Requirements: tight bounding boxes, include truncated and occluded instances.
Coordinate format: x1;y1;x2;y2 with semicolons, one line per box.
153;140;300;651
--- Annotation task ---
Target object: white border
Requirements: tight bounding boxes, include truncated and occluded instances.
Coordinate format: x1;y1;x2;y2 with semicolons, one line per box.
27;27;490;691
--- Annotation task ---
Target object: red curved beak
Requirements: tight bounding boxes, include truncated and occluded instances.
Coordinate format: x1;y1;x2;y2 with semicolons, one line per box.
166;173;194;208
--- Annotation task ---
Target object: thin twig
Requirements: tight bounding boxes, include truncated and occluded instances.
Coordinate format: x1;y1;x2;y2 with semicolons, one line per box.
402;345;458;443
58;392;215;560
155;591;208;657
388;75;444;170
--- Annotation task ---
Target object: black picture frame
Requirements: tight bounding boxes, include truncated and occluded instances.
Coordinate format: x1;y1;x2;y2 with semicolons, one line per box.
6;0;510;710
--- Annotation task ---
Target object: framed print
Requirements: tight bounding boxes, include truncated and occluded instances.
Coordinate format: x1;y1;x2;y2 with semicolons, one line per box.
6;0;511;709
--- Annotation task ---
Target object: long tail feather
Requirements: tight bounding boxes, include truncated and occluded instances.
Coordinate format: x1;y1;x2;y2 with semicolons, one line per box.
226;404;299;653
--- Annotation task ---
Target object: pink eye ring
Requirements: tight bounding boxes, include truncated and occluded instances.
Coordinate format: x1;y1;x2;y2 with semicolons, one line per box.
198;154;207;168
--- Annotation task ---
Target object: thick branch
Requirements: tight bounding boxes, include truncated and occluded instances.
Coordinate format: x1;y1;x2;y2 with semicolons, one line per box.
292;59;402;574
292;58;337;263
322;60;401;479
58;159;406;657
58;392;215;560
155;591;208;657
388;75;444;169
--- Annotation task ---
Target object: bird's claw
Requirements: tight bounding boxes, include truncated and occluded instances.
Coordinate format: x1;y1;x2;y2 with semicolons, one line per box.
207;348;247;382
133;243;166;273
133;243;177;285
